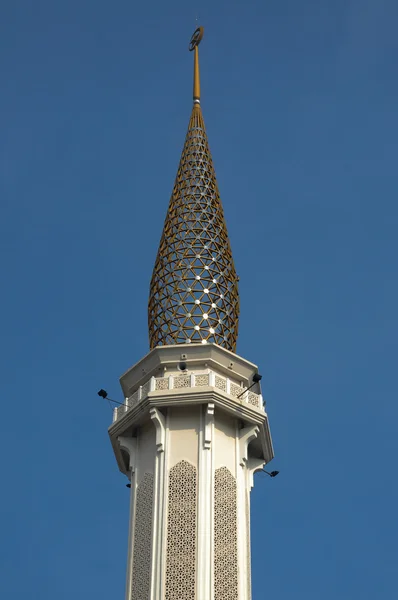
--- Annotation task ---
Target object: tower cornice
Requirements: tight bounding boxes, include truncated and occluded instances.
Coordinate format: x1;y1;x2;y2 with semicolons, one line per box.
119;343;257;398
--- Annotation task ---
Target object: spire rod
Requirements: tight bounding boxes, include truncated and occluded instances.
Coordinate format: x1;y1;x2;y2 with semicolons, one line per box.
189;26;204;106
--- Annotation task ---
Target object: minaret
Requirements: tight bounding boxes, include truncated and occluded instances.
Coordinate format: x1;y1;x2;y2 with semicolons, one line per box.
109;27;274;600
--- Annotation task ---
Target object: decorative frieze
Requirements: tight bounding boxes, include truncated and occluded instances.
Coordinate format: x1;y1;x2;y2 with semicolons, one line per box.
215;375;227;392
141;380;151;399
247;392;259;407
173;375;191;389
155;377;169;391
229;382;242;398
196;373;210;387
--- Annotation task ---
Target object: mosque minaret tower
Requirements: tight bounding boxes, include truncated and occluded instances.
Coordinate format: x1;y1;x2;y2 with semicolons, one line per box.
108;27;274;600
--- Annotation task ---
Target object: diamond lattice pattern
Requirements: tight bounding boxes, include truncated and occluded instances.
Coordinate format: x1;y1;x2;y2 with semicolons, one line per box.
149;106;240;351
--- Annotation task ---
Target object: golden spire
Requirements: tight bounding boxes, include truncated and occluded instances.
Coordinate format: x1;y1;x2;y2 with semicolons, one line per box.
192;26;203;104
148;27;240;351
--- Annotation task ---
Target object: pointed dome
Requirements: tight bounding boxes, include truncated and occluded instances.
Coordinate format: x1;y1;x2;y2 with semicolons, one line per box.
148;28;239;351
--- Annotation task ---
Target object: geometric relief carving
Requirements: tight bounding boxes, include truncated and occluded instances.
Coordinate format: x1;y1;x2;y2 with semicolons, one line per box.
215;375;227;392
214;467;238;600
195;373;209;386
116;404;126;419
173;375;191;389
141;381;151;398
156;377;169;391
248;392;259;407
229;382;242;398
127;390;139;408
165;460;197;600
131;473;154;600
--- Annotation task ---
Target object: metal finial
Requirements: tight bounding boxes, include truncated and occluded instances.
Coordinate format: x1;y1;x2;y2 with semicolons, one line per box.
148;28;239;351
189;26;204;105
189;26;204;51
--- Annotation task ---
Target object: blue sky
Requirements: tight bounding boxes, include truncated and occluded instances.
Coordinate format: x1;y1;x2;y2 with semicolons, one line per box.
1;1;397;598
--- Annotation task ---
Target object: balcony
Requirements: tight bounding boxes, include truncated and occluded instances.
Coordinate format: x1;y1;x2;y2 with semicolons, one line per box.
113;369;263;423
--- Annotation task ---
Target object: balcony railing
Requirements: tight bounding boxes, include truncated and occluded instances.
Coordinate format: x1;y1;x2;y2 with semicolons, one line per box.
113;370;263;423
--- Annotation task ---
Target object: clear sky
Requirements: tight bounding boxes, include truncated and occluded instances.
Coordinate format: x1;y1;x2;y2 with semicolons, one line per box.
1;1;397;598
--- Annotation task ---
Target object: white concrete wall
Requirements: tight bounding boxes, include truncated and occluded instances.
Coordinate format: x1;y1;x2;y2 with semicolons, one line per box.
137;420;156;482
214;412;237;476
168;406;200;468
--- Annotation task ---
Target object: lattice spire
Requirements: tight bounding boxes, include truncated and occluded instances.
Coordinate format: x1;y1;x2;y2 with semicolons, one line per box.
148;27;240;351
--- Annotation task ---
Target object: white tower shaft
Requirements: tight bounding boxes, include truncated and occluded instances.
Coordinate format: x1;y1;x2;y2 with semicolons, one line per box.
109;344;273;600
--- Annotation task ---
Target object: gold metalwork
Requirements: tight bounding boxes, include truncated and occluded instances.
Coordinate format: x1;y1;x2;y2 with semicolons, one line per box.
189;26;204;51
189;27;203;103
148;27;240;351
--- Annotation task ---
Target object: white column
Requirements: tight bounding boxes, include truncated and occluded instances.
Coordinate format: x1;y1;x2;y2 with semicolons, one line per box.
118;436;137;600
149;408;166;600
159;410;171;600
237;425;259;599
197;402;215;599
